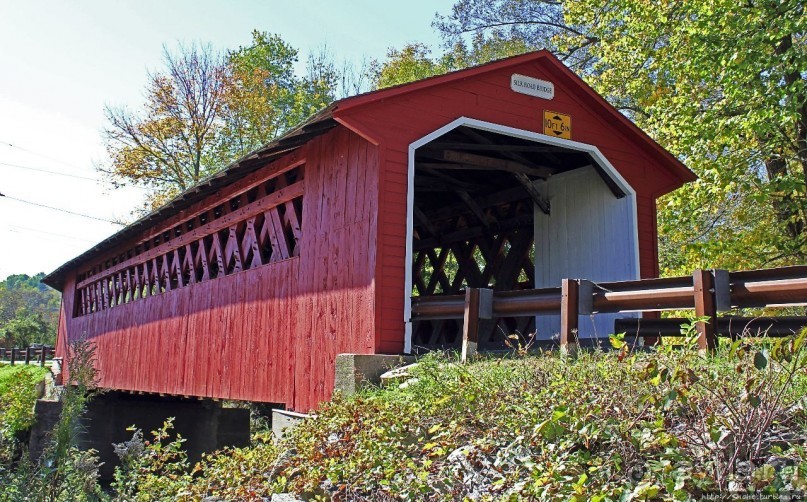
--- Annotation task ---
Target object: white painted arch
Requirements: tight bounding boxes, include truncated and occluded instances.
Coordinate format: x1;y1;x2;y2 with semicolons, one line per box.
404;117;640;353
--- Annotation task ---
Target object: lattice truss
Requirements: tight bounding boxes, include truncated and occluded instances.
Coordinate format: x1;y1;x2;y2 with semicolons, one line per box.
74;166;304;317
411;196;536;349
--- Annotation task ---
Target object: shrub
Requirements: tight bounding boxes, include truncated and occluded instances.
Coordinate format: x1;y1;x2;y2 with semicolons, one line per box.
110;418;194;501
0;338;105;502
0;365;47;441
70;329;807;500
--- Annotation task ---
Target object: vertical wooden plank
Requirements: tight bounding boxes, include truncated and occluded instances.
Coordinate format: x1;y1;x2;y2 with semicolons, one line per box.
192;281;215;396
365;143;380;352
257;267;275;401
179;283;199;396
560;279;579;351
461;288;480;363
225;273;247;400
239;268;260;400
345;133;360;224
292;139;317;410
207;277;227;397
332;128;348;230
693;269;717;352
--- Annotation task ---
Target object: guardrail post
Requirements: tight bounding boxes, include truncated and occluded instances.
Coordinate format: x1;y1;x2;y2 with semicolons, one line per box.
462;288;480;363
24;347;32;365
561;279;579;354
693;269;718;352
10;348;16;366
462;287;492;363
39;347;47;367
713;269;731;312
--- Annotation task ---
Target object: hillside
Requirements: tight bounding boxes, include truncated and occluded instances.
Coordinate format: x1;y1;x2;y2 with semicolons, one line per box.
107;333;807;500
1;334;806;500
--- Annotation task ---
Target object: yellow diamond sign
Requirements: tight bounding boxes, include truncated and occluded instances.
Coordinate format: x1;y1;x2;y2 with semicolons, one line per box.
543;110;572;139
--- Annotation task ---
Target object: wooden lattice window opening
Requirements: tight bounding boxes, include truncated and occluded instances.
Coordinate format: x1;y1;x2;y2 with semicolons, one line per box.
73;165;305;317
410;198;536;349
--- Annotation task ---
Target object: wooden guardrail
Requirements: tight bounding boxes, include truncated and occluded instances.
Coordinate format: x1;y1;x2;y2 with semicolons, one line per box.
410;266;807;360
0;345;54;366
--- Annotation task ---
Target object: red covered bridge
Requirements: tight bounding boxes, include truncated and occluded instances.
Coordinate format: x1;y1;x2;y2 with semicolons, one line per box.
44;51;695;412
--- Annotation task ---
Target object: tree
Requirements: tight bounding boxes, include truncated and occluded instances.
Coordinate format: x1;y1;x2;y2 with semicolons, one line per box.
433;0;597;70
560;0;807;272
372;36;531;89
218;31;337;160
103;43;227;209
420;0;807;273
0;308;51;347
0;273;59;346
372;43;452;89
103;32;340;210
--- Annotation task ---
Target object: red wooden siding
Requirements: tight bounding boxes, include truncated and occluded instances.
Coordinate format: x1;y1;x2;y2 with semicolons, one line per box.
57;128;379;411
335;58;682;353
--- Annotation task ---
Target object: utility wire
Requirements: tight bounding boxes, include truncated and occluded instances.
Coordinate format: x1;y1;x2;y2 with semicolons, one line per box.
5;224;99;243
0;192;124;225
1;160;148;191
1;161;102;182
4;228;90;250
0;139;94;173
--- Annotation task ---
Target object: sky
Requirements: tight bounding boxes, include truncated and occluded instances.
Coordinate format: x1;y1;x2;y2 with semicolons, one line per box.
0;0;455;281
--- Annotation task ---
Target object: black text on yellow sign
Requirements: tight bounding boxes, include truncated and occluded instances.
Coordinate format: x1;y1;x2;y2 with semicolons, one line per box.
543;110;572;139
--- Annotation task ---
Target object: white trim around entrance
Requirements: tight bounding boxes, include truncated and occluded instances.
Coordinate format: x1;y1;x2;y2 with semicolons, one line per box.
404;116;639;354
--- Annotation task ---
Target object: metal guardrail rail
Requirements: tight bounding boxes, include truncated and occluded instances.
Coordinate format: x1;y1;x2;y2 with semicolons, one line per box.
410;266;807;360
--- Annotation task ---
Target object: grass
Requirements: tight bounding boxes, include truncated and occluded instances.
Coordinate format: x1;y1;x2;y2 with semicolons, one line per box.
0;363;49;445
0;364;48;394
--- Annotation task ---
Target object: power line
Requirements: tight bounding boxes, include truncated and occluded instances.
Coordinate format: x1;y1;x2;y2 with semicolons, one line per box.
1;160;148;191
1;161;102;182
0;192;125;225
0;139;94;173
5;224;99;243
4;228;90;250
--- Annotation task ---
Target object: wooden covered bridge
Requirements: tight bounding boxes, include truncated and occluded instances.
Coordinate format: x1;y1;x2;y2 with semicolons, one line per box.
44;51;695;412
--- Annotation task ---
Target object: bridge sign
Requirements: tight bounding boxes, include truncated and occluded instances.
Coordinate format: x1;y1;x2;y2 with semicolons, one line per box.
543;110;572;139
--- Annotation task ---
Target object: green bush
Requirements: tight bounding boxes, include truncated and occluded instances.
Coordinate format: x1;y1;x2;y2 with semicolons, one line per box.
0;365;47;440
110;418;194;501
54;329;807;500
0;339;105;502
198;333;807;500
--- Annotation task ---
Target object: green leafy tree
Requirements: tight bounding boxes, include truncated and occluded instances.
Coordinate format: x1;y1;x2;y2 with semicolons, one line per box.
0;308;51;348
373;43;452;89
218;31;337;160
0;273;59;347
372;36;532;89
559;0;807;272
408;0;807;273
103;32;339;210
